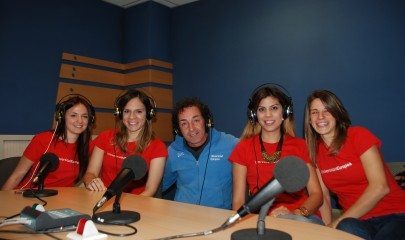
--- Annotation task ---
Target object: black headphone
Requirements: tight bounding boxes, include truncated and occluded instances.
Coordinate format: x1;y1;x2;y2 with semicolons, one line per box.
113;89;157;120
55;94;95;124
247;83;293;123
173;99;214;137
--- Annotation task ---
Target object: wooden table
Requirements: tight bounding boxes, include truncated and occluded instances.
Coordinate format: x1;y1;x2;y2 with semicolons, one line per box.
0;187;361;239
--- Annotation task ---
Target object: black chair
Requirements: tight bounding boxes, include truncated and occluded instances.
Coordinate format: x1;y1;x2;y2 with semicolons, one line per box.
153;181;163;198
0;156;20;189
395;171;405;189
162;184;176;200
388;162;405;190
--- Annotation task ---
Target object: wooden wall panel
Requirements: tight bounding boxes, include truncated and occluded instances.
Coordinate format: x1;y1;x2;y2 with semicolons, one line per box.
60;65;172;86
63;53;173;71
93;112;116;135
125;69;172;85
58;52;174;141
150;69;173;85
57;82;121;109
93;113;173;142
152;112;173;142
59;64;125;85
148;59;173;69
125;59;173;70
57;84;173;111
140;87;173;109
62;53;125;70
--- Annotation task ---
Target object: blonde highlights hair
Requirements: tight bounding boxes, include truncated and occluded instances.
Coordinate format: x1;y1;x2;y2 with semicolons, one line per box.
242;85;295;139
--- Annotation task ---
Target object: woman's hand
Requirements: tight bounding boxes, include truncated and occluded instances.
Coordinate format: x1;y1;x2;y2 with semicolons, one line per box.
269;206;291;217
85;177;106;191
83;146;105;191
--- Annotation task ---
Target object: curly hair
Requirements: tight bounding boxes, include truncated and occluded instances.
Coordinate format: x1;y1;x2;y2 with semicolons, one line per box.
172;97;213;136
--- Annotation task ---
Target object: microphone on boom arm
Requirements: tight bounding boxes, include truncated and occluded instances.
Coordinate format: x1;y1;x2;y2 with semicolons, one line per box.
92;155;147;224
23;152;60;198
223;156;310;240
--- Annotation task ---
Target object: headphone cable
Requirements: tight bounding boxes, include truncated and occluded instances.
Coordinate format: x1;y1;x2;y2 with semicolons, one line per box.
197;128;213;205
17;125;59;192
151;222;227;240
253;134;260;195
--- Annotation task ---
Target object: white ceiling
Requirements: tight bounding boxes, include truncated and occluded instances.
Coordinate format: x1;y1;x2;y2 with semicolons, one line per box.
102;0;198;8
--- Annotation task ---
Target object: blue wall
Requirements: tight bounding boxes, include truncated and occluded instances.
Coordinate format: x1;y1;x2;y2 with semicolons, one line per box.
124;1;171;62
0;0;124;134
1;0;404;161
171;0;405;161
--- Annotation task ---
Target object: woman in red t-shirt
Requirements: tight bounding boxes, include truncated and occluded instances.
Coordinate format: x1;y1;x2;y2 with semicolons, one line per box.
305;90;405;239
2;95;95;190
230;83;323;224
83;89;167;197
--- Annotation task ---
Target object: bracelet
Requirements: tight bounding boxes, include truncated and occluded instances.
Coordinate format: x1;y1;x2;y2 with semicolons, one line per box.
297;206;310;217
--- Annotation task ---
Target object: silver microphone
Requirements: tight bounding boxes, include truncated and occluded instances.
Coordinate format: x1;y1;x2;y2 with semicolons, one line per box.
96;196;107;209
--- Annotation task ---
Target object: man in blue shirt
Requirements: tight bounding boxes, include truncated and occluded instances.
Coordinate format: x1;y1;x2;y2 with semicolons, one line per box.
162;98;238;209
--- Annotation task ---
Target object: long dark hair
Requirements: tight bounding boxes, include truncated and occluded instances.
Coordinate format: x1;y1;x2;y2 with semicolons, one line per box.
114;89;155;153
242;85;295;139
304;90;351;163
54;96;94;184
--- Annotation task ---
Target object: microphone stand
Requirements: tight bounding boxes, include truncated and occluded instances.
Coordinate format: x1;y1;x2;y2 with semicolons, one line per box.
23;179;58;198
93;191;140;224
230;199;292;240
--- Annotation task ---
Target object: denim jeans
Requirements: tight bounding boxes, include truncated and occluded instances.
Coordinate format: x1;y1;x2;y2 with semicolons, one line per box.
278;213;325;225
336;213;405;240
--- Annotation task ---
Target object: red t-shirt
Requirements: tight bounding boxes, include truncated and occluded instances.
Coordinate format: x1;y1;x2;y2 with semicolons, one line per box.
19;131;90;188
317;126;405;219
229;134;311;212
94;129;168;194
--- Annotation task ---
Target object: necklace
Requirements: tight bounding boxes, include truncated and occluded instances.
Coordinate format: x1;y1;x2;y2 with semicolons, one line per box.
259;132;284;163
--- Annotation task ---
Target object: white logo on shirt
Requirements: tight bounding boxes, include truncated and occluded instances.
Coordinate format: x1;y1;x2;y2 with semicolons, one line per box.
321;162;353;174
210;154;223;161
59;158;79;165
106;152;125;159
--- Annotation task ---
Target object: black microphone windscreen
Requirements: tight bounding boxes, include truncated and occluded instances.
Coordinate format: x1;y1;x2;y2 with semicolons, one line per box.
122;155;147;181
274;156;309;193
41;152;59;172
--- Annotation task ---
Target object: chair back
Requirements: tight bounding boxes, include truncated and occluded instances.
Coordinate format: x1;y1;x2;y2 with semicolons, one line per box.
0;156;20;189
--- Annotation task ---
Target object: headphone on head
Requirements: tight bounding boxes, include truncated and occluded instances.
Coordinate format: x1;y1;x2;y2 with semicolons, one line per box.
113;89;157;120
247;83;293;123
55;94;95;124
173;99;214;136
